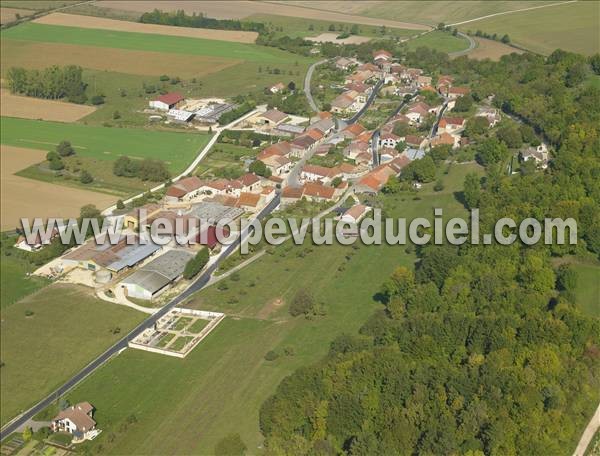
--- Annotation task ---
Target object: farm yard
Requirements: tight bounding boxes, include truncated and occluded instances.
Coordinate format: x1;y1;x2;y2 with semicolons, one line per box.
35;164;483;454
34;12;259;43
0;145;116;230
0;89;96;122
0;284;144;426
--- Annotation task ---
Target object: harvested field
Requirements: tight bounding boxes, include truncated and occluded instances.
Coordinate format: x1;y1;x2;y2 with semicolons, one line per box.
463;37;523;60
0;7;33;24
306;32;371;45
1;39;240;78
0;145;116;230
34;12;258;43
0;89;96;122
96;0;429;30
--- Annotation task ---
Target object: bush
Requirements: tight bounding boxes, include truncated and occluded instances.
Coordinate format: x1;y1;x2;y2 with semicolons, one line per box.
91;95;105;105
56;140;74;157
159;74;169;81
264;350;279;361
289;289;315;317
116;199;125;210
183;248;210;279
25;310;34;317
214;433;247;456
113;110;121;120
434;179;444;192
80;170;94;184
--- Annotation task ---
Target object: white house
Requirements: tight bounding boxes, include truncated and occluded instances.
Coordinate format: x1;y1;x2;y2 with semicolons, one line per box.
341;204;372;224
51;402;98;441
149;92;184;111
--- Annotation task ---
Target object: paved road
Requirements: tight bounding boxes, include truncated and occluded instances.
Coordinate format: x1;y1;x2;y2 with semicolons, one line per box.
0;196;280;441
304;59;329;113
347;79;384;125
448;32;476;58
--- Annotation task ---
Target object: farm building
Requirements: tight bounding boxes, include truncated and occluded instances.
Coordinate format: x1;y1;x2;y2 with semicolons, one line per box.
150;92;184;111
120;249;194;300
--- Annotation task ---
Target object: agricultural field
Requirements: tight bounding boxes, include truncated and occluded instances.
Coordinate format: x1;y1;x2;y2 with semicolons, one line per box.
283;1;555;26
0;245;49;310
0;284;145;426
462;36;523;60
40;163;483;454
34;12;259;43
0;117;211;173
94;0;429;30
0;89;96;122
0;7;33;24
406;30;470;54
0;145;117;230
459;1;600;55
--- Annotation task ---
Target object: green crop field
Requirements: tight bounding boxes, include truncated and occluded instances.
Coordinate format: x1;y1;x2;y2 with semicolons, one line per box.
459;1;600;55
571;262;600;318
0;117;211;173
0;256;48;310
406;30;470;53
0;284;144;426
1;22;310;64
42;163;483;454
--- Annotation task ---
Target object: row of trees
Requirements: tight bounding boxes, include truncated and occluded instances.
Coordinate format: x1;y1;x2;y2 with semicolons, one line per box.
140;9;264;32
113;156;170;182
6;65;87;103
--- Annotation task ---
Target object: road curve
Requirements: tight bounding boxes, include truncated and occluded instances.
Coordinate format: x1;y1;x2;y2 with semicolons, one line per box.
448;32;476;58
304;59;328;113
572;402;600;456
0;196;280;441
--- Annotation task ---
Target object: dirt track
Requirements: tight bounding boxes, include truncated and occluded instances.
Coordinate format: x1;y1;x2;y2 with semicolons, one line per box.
0;145;116;231
34;12;259;43
96;0;429;30
0;89;96;122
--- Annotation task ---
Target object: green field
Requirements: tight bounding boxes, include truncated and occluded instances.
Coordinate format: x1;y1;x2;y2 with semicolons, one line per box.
0;117;211;173
0;284;144;426
0;22;309;63
0;256;48;310
571;262;600;318
196;143;255;179
406;30;470;53
40;163;483;453
459;1;600;55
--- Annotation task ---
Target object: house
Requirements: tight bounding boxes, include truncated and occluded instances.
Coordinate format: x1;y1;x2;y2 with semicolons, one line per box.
262;155;292;175
416;75;432;87
51;402;97;441
345;70;375;85
120;249;194;300
335;57;355;70
302;182;335;202
269;82;286;94
341;123;366;139
344;140;370;160
258;141;292;160
521;143;549;169
290;134;317;157
196;225;230;250
405;135;427;149
149;92;184;111
476;107;501;127
437;75;454;90
379;132;403;149
256;109;288;126
310;117;335;135
438;117;466;134
372;49;393;62
165;176;204;203
14;225;62;252
344;82;372;102
314;143;333;156
430;132;460;149
358;63;379;72
403;148;426;161
380;147;400;163
281;186;304;206
237;192;262;211
341;204;371;224
445;86;470;99
238;173;262;193
355;157;409;194
301;164;335;183
331;90;362;114
406;102;431;124
306;128;325;143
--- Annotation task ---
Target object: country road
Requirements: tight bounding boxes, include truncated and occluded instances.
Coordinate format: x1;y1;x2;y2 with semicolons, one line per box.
573;403;600;456
448;32;476;58
304;59;328;113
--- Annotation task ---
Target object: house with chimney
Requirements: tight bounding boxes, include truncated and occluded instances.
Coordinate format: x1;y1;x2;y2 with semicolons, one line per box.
51;402;98;441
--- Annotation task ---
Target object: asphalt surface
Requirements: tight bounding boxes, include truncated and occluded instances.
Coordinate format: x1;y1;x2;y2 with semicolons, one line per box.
304;59;329;112
347;79;384;125
0;195;281;441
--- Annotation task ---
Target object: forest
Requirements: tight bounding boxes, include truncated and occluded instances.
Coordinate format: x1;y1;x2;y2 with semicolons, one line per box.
260;49;600;455
139;9;265;32
6;65;87;103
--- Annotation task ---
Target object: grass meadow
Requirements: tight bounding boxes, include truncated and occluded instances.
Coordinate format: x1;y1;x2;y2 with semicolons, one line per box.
0;117;211;173
0;255;48;310
406;30;470;53
42;163;483;454
0;284;144;426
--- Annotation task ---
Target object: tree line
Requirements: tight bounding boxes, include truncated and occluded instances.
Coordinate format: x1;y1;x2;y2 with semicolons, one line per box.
140;9;264;32
113;156;170;182
6;65;87;103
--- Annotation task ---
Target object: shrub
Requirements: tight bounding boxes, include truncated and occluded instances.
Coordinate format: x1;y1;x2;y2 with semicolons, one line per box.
264;350;279;361
91;95;105;105
183;248;210;279
80;170;94;184
289;289;315;317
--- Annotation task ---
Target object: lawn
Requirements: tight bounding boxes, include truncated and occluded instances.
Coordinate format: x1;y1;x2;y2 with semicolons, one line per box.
169;335;194;352
459;1;600;55
41;163;482;453
571;262;600;318
406;30;470;53
195;143;255;179
0;254;48;310
1;22;310;64
0;284;145;426
0;117;212;173
156;332;176;349
187;319;209;334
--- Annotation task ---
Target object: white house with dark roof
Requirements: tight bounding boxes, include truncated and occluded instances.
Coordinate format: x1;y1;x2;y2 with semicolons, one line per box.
51;402;98;441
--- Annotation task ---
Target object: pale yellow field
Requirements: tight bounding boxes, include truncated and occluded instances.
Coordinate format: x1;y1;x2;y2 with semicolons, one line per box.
1;89;96;122
96;0;429;30
1;40;241;78
465;37;523;61
0;7;33;24
33;12;259;43
0;145;116;231
306;32;371;45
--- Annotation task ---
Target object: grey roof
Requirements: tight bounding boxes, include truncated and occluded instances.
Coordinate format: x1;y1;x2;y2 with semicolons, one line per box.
276;124;305;134
141;249;194;281
404;148;425;161
120;249;194;293
106;242;161;272
189;202;244;222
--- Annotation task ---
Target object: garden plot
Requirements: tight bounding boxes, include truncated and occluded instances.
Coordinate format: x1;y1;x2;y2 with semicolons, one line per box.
128;308;225;358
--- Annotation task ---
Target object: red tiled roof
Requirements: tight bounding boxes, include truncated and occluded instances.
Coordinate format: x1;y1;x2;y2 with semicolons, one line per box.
237;192;261;208
156;92;183;105
303;182;335;199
